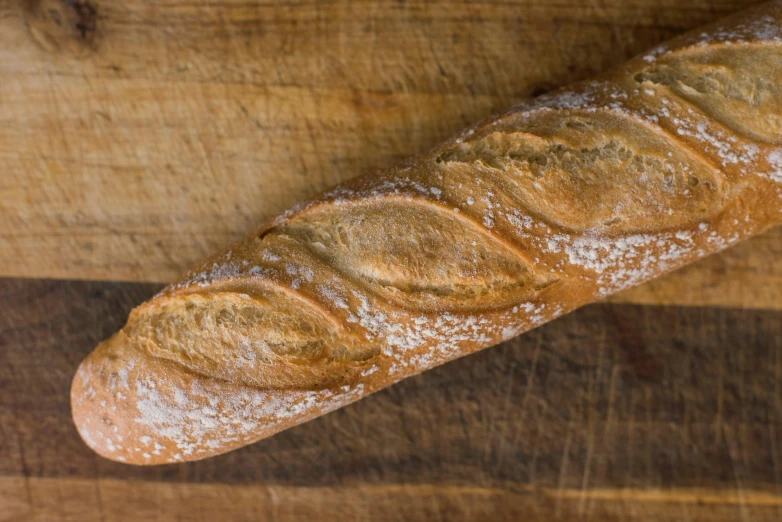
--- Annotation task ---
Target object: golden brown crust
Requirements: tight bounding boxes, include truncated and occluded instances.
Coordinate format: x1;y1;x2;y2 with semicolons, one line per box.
72;1;782;465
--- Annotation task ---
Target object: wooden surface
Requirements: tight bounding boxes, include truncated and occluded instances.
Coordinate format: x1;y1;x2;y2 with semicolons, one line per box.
1;278;781;521
1;0;781;520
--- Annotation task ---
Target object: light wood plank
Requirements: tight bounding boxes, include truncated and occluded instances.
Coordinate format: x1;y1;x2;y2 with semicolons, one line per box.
2;0;779;309
2;477;781;522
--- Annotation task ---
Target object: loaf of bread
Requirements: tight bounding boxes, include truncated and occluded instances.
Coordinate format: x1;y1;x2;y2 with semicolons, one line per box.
72;1;782;465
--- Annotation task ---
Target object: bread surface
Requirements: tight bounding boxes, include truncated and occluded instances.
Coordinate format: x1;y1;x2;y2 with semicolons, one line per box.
72;1;782;465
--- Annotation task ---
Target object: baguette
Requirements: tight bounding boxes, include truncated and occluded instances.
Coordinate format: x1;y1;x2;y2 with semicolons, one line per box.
72;1;782;465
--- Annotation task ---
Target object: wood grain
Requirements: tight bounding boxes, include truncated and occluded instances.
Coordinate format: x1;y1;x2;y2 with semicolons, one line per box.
1;278;780;521
1;0;780;309
2;478;781;522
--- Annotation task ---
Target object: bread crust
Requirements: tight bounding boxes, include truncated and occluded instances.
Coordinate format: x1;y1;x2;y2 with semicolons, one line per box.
72;1;782;465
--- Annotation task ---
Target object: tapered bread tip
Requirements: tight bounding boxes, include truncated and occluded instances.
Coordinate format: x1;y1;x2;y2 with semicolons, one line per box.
70;333;181;465
71;330;368;465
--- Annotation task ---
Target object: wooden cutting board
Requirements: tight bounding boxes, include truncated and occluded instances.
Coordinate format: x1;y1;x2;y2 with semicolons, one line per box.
1;0;780;520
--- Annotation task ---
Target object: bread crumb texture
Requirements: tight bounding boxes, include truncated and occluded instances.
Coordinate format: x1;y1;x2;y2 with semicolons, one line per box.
72;1;782;464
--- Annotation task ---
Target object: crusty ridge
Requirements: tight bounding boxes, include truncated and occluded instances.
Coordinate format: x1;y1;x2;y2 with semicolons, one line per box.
72;1;782;465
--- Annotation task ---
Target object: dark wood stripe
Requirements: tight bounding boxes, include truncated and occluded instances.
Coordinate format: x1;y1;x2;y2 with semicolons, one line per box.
1;278;780;497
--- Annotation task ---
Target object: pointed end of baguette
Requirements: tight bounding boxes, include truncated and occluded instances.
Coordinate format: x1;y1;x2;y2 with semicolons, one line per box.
71;325;369;465
71;333;195;465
